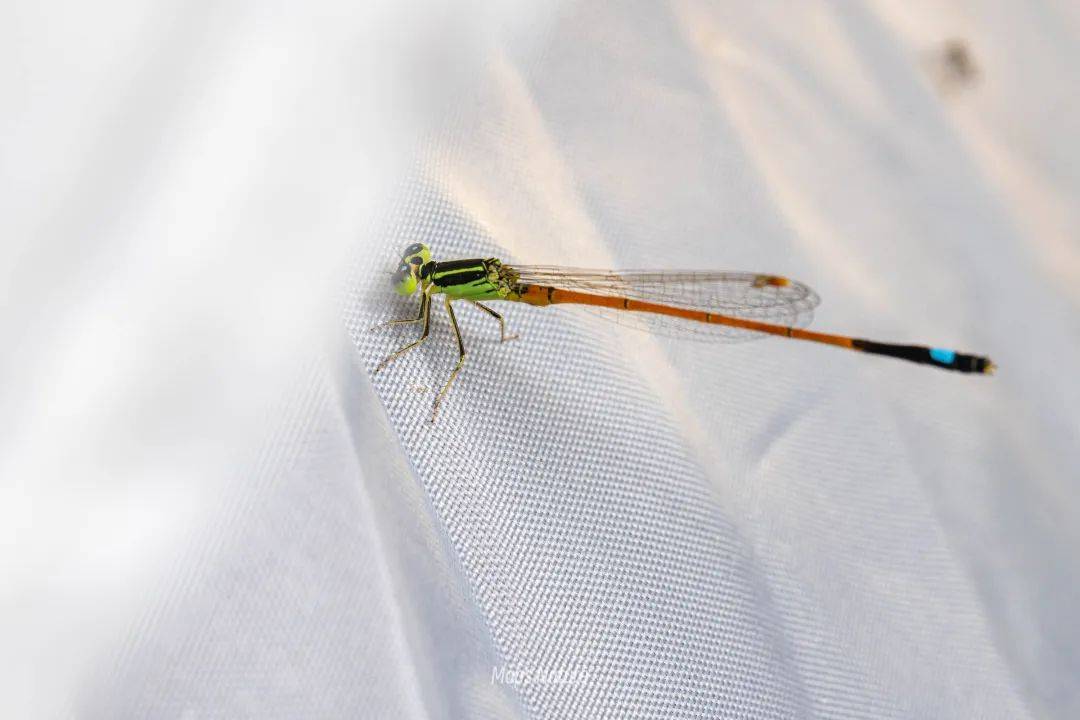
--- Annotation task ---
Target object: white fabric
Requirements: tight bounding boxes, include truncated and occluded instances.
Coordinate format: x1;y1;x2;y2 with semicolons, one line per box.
4;1;1079;718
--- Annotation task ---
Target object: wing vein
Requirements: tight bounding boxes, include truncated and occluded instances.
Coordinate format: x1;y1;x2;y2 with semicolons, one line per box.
511;265;820;342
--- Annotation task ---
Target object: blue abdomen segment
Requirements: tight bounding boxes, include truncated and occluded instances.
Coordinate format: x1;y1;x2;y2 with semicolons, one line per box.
929;348;957;365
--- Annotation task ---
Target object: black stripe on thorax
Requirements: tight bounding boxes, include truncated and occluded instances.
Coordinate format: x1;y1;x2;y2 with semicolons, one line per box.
431;258;489;287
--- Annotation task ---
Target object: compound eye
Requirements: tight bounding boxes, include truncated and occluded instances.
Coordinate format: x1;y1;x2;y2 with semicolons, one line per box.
392;263;418;296
400;242;432;266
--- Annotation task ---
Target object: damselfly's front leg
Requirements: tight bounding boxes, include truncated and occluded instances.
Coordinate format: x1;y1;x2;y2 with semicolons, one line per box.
432;297;466;422
374;293;431;375
369;293;428;332
469;301;519;342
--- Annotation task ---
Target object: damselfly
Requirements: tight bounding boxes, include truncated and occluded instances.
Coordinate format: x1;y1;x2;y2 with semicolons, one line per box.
373;244;994;421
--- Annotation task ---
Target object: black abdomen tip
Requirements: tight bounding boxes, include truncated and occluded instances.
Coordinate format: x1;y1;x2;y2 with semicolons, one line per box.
852;340;995;374
965;355;996;374
934;348;995;374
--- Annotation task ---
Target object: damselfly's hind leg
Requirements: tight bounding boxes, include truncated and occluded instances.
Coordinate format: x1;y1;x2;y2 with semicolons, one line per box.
432;297;467;422
469;301;518;342
374;294;431;375
369;294;427;332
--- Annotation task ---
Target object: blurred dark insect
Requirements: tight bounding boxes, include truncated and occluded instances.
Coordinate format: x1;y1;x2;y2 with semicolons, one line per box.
931;38;980;94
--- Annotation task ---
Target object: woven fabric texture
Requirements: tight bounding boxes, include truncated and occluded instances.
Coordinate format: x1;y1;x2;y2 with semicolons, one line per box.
346;3;1080;718
6;1;1079;719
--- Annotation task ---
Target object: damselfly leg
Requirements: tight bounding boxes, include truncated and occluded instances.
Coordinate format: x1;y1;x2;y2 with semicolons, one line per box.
469;301;519;343
369;292;428;332
432;296;467;422
374;292;431;375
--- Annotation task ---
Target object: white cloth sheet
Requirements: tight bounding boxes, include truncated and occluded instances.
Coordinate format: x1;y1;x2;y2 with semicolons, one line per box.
3;1;1079;718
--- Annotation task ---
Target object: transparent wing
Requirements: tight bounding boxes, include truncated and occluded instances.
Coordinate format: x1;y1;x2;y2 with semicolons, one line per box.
512;266;820;342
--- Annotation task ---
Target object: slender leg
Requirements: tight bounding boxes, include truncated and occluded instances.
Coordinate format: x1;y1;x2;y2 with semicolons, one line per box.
374;293;431;375
369;294;427;332
432;296;466;422
469;301;519;342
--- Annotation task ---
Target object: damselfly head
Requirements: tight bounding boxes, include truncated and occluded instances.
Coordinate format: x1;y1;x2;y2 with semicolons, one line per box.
392;242;433;296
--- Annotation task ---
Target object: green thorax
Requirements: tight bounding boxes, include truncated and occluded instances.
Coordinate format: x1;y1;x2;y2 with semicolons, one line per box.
427;257;521;300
